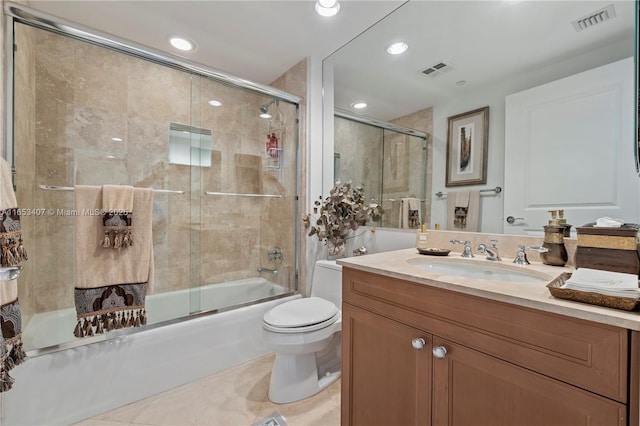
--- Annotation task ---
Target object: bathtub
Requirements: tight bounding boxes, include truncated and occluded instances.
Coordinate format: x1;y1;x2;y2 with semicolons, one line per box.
22;278;288;349
3;279;299;426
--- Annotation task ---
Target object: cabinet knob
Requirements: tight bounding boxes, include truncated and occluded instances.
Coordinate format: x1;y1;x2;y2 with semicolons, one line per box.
432;346;447;359
411;338;426;350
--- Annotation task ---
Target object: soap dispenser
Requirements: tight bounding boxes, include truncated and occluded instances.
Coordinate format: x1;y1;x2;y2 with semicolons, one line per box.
416;224;429;250
540;211;568;267
557;209;572;238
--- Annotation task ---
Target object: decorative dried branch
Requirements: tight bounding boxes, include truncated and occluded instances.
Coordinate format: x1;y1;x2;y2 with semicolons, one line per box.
303;181;384;246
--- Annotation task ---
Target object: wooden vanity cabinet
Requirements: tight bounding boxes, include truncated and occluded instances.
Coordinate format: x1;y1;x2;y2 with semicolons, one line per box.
342;304;432;426
341;267;630;426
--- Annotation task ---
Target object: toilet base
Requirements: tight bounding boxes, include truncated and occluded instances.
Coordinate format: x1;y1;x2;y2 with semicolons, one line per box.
268;352;341;404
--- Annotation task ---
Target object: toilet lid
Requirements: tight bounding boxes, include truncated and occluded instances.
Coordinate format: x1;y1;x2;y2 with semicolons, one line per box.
263;297;339;328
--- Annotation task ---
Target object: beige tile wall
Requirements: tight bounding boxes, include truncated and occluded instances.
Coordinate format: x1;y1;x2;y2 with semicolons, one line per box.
15;25;300;316
269;58;308;294
13;21;36;325
391;107;434;227
334;116;383;196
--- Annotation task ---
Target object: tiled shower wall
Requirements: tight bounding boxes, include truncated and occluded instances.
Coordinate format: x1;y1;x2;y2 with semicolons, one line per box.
390;107;434;228
14;24;298;317
334;116;383;198
334;108;432;229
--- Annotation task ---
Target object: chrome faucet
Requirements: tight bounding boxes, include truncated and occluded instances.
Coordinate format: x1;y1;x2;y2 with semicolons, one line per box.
477;240;501;261
258;267;278;276
513;245;549;265
450;240;474;258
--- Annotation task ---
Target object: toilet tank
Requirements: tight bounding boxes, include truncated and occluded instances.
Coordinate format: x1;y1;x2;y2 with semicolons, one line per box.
310;259;343;307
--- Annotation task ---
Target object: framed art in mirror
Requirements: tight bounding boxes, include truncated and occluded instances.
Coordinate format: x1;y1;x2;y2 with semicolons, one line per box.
445;106;489;187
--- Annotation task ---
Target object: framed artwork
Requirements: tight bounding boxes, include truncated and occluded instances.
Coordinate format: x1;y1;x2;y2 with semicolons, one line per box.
445;106;489;187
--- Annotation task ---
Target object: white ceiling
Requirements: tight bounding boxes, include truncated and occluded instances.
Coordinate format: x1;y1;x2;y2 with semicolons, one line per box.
28;0;405;85
26;0;637;122
326;0;636;120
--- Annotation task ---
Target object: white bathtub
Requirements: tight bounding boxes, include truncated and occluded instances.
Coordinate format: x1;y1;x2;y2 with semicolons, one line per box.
22;278;288;349
3;279;299;426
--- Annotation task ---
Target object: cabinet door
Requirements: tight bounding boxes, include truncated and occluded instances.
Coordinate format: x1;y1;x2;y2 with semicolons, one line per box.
342;304;431;426
432;337;626;426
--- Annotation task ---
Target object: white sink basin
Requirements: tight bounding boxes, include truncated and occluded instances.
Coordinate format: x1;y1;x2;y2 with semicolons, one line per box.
406;258;549;283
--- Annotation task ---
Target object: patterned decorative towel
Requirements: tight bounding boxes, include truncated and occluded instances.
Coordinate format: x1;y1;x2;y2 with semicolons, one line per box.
399;197;421;229
0;160;27;267
73;185;154;338
0;158;27;392
446;190;480;231
100;185;134;249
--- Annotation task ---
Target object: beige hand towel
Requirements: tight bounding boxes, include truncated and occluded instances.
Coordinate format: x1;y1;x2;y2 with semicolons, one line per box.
102;184;134;212
74;185;154;338
0;158;27;392
399;197;422;229
446;190;480;231
0;158;15;211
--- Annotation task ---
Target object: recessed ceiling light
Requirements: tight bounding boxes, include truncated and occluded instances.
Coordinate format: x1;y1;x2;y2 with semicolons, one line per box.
315;0;340;17
208;100;222;107
387;42;408;55
169;36;195;51
111;137;123;142
456;80;467;86
260;113;272;119
351;101;367;109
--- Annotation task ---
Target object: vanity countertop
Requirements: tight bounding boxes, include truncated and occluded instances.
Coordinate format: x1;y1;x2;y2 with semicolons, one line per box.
337;248;640;331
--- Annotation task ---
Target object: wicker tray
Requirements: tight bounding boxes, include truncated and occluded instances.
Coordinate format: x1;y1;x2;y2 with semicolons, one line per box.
546;272;640;311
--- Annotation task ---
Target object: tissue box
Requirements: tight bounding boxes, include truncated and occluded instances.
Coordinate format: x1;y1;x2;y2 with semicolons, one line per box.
575;223;640;275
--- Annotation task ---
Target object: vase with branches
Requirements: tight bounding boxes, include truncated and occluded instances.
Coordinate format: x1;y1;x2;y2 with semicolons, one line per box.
303;181;383;257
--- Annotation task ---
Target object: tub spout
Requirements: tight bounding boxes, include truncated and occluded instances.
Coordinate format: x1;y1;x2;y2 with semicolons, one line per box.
258;267;278;276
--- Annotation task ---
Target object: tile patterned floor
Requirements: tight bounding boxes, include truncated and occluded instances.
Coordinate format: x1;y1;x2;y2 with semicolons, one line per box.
72;354;341;426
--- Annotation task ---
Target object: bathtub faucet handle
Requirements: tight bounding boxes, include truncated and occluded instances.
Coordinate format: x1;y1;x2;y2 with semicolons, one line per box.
267;247;283;264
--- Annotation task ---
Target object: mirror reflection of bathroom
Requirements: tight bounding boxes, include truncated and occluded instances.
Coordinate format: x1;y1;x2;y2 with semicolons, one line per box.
325;1;638;234
333;111;428;228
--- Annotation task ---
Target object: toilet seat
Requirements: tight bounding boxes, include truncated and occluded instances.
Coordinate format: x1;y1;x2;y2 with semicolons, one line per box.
263;297;340;334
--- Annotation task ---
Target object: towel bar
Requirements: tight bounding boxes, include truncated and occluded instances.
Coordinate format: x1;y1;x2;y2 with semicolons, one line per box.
435;186;502;198
384;198;425;203
205;191;286;198
369;198;425;203
39;185;185;194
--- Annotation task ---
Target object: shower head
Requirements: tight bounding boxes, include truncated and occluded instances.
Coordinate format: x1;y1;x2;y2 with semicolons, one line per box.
259;99;276;118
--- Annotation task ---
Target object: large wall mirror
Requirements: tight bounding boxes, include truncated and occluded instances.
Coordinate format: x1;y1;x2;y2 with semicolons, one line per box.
323;1;638;234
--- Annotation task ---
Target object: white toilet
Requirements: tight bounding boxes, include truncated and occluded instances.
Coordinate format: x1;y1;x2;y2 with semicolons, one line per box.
262;259;343;404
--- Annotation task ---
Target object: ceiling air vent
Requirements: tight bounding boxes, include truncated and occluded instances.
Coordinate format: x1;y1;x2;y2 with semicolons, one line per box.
421;61;454;78
572;4;616;32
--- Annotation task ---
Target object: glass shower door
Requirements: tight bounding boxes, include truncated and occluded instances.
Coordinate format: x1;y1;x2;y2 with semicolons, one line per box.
191;75;299;313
